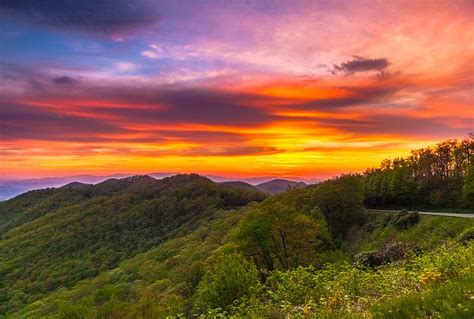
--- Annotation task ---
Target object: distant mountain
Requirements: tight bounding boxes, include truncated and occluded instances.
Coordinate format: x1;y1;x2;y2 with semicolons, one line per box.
221;179;308;195
219;181;263;192
0;174;128;200
0;173;318;200
255;179;307;194
206;174;318;185
61;181;92;189
0;173;180;200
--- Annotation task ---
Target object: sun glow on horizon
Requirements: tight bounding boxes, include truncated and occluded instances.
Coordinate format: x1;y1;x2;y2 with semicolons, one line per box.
0;1;472;179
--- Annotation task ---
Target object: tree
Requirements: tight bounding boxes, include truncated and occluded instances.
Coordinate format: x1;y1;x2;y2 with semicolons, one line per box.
363;138;474;209
389;166;416;205
235;207;276;270
235;197;331;271
308;174;366;238
463;162;474;208
194;254;259;312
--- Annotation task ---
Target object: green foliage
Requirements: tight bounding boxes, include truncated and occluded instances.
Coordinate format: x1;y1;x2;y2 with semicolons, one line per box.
215;242;474;318
358;212;474;252
235;193;331;271
13;207;249;318
6;196;474;319
364;138;474;208
306;174;366;238
0;174;266;316
463;161;474;208
389;210;419;230
371;276;474;319
194;254;259;313
457;226;474;244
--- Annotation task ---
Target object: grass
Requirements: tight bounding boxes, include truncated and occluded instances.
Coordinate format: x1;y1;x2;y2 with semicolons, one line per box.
372;276;474;319
367;208;474;214
357;212;474;252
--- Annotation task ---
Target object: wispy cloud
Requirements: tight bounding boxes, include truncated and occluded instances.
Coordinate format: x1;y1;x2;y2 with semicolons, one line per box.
332;56;390;75
52;76;76;85
0;0;160;37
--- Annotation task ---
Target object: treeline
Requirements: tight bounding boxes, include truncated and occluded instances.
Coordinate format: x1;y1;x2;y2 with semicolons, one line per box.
363;138;474;209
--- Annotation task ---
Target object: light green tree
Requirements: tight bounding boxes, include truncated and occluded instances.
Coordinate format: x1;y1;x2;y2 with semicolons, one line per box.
462;162;474;208
194;254;259;313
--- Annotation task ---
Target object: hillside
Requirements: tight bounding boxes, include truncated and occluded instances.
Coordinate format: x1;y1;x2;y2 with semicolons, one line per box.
9;186;474;318
255;178;308;194
218;181;262;193
0;174;266;315
1;139;473;318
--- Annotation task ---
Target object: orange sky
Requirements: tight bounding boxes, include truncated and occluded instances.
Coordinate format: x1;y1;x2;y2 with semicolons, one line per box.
0;0;473;179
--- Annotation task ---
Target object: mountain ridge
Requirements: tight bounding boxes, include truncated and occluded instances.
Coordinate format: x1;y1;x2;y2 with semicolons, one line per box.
0;174;317;200
255;178;308;194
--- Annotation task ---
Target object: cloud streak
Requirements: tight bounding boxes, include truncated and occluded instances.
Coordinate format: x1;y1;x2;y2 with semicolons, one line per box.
0;0;160;36
332;56;390;75
52;76;76;85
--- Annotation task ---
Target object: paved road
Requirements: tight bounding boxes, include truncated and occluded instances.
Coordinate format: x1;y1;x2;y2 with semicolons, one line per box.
367;209;474;218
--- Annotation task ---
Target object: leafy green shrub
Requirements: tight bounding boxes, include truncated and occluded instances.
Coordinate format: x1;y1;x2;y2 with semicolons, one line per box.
194;254;259;313
389;211;419;230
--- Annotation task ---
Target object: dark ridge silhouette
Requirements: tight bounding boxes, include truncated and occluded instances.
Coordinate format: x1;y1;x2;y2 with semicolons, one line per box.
219;181;262;192
256;179;307;194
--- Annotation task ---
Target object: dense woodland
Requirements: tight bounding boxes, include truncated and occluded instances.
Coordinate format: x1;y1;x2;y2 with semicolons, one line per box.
0;175;266;315
364;138;474;209
0;138;473;318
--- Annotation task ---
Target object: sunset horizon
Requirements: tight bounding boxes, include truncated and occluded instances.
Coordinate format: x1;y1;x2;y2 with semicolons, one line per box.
1;0;473;179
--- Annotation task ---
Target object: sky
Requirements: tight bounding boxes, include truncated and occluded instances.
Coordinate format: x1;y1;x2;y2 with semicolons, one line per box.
0;0;473;180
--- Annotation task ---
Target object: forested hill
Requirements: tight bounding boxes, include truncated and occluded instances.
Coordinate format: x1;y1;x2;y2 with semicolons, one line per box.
255;179;307;194
220;179;308;194
0;174;267;314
